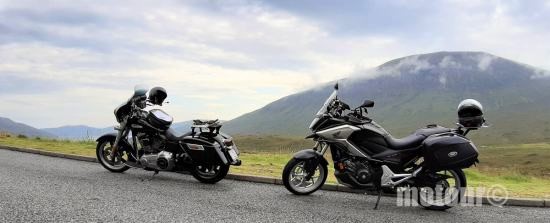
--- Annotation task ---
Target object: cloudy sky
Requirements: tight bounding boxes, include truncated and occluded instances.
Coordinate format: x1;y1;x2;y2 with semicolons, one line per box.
1;0;549;128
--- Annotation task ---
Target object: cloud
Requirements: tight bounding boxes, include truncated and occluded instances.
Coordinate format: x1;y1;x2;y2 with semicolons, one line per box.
477;54;496;71
0;0;549;128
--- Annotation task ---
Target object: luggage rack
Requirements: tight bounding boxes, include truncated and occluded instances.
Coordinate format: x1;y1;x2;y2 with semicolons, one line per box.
191;119;222;135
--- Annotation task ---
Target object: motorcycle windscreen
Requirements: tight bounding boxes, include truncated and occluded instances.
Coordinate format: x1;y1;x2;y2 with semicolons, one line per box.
133;85;148;97
309;89;338;130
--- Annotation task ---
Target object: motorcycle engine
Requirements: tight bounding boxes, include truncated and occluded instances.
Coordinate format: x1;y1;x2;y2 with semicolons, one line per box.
139;151;175;171
136;133;164;153
340;159;375;185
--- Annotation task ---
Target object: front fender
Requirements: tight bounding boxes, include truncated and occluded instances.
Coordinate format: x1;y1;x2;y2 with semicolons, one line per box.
96;132;118;142
292;149;328;167
96;133;133;152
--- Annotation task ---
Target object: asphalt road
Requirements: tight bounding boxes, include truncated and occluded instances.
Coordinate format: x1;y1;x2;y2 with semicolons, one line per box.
1;149;549;222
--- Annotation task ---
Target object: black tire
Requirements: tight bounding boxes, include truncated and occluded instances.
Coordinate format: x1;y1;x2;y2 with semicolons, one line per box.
418;169;467;211
282;158;328;195
96;139;130;173
191;164;230;184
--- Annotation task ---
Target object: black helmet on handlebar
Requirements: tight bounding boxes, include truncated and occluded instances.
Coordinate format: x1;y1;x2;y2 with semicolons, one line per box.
148;87;167;105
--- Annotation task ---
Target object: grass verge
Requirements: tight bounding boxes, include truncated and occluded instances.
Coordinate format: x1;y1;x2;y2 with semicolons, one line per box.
1;134;549;198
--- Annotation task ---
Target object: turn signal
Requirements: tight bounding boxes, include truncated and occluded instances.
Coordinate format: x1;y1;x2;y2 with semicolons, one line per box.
223;139;234;147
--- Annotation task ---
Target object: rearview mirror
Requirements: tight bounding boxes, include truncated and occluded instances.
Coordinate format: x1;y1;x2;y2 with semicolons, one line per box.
359;100;375;108
341;101;350;110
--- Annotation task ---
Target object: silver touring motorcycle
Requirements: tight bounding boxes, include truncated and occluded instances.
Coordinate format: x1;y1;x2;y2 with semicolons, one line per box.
96;86;241;184
282;83;487;210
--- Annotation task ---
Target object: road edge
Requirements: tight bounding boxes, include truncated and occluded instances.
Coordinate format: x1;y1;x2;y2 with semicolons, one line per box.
1;145;547;208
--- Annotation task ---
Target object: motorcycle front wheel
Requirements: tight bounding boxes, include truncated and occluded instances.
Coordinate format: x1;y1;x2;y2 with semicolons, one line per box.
96;139;130;173
282;158;328;195
191;164;230;184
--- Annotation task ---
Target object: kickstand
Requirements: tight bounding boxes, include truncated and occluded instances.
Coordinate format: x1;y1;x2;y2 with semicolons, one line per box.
144;170;159;181
151;170;159;179
373;190;382;210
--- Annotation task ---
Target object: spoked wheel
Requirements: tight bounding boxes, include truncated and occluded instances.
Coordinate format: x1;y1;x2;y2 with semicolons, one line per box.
191;164;229;184
96;139;130;173
417;169;466;210
282;158;328;195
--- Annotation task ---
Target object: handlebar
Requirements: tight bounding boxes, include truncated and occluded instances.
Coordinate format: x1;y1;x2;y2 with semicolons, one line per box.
327;98;370;122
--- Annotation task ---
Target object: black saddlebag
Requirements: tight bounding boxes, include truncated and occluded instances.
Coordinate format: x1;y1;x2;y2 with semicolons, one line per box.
422;133;478;170
182;135;228;165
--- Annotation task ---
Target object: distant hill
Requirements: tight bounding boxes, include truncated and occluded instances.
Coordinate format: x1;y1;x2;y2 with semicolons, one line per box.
41;125;115;140
0;117;56;138
224;51;550;144
41;121;195;140
171;121;193;134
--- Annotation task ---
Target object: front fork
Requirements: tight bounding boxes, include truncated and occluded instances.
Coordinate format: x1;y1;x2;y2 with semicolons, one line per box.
312;141;329;156
109;122;128;163
304;142;328;179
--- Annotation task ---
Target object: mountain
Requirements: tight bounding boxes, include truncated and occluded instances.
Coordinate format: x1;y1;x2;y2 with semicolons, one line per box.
0;117;56;138
41;125;115;140
42;121;194;140
224;51;550;144
171;121;193;134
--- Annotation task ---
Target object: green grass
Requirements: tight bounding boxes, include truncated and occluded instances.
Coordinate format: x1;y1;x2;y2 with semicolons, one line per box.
1;133;549;198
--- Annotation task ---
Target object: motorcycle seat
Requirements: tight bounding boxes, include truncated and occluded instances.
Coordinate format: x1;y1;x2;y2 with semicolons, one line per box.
385;125;451;150
385;134;426;150
165;128;192;141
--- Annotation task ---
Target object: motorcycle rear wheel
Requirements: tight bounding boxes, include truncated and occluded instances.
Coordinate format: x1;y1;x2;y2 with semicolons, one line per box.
417;169;466;210
191;164;229;184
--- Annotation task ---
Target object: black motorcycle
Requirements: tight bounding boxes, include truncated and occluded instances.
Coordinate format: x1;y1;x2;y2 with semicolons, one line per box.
96;86;241;184
282;83;486;210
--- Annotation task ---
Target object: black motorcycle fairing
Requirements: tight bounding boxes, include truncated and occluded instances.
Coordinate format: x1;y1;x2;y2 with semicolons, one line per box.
311;116;348;132
349;130;388;155
114;101;131;123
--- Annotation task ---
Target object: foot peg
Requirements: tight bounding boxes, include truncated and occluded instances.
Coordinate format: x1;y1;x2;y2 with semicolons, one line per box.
124;160;142;168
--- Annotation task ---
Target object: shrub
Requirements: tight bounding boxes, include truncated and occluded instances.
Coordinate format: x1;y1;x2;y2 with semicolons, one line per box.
17;134;28;139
